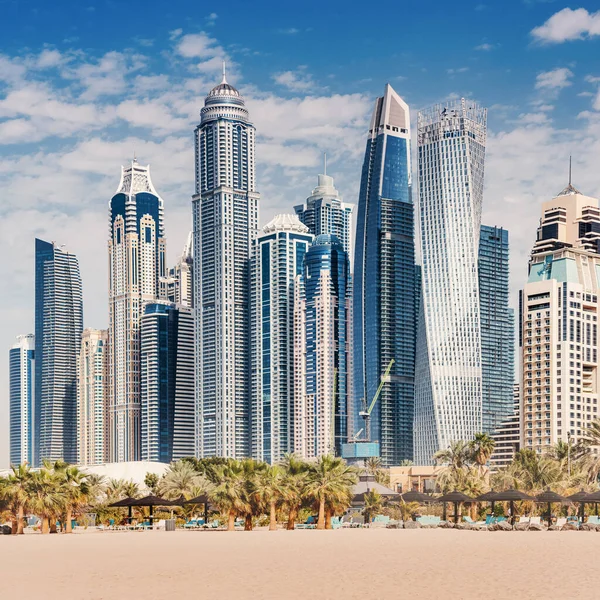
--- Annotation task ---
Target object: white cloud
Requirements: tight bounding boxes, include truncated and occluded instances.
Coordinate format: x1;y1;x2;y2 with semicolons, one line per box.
277;28;300;35
272;68;315;92
176;32;222;59
531;8;600;43
475;43;494;51
446;67;469;75
36;49;65;68
534;67;573;90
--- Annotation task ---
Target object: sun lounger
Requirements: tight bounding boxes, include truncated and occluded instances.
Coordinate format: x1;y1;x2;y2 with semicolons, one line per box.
518;516;530;524
529;517;541;526
556;518;567;527
587;516;600;525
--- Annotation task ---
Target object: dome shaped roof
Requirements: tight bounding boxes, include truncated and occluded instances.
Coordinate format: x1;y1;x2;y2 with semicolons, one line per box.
313;234;343;248
207;80;241;98
263;213;309;234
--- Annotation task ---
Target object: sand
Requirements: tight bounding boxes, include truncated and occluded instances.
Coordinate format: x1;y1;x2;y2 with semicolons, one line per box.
1;528;599;599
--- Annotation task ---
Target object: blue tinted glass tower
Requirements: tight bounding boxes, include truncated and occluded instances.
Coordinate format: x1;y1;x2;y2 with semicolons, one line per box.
35;238;83;466
479;225;515;433
352;84;416;465
294;235;350;458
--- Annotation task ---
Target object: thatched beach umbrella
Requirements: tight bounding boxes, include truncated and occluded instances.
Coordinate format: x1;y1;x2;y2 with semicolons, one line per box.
574;490;596;519
126;495;181;523
184;494;212;524
399;490;436;504
492;489;533;523
108;497;136;523
437;491;474;524
534;489;565;524
475;490;499;514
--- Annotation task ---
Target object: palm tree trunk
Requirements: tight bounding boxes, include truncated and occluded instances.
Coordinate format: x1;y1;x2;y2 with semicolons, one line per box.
286;506;297;530
17;504;24;535
325;509;332;530
269;502;277;531
244;514;253;531
317;497;325;530
227;511;235;531
11;519;17;535
65;508;73;534
41;518;50;535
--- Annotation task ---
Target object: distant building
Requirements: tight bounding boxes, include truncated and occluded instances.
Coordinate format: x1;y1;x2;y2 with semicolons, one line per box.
490;384;520;471
140;303;195;462
35;238;83;466
251;214;313;464
479;225;515;433
108;159;166;462
414;99;487;464
77;329;108;466
294;171;353;255
9;334;35;466
160;233;193;308
388;465;442;494
294;235;351;458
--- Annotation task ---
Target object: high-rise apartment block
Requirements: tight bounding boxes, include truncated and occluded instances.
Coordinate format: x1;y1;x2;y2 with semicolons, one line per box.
192;70;259;458
250;214;313;463
490;383;521;471
108;160;166;462
140;303;195;462
414;99;487;465
479;225;515;433
295;172;353;254
160;234;193;308
352;84;417;465
77;329;108;466
9;334;35;466
519;181;600;452
35;238;83;466
294;234;351;459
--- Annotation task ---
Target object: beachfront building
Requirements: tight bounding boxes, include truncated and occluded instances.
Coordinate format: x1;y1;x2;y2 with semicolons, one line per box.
479;225;515;433
388;465;442;494
293;235;351;459
192;68;259;458
77;329;108;466
490;383;521;471
294;171;353;255
519;181;600;453
250;214;313;464
35;238;83;466
414;99;487;465
160;233;193;308
140;302;195;462
352;84;417;466
9;334;35;466
108;159;166;462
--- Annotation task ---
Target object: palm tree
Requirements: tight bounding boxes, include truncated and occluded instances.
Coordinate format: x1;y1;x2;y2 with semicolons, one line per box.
280;454;309;530
26;469;62;534
434;440;473;470
2;464;31;534
365;457;382;474
157;461;209;501
305;455;358;530
254;465;284;531
469;433;495;477
362;489;383;525
58;465;91;533
144;472;160;494
209;460;250;531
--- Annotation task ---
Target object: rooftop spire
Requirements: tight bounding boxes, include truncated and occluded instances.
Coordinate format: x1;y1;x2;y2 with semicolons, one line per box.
221;60;227;84
569;154;572;186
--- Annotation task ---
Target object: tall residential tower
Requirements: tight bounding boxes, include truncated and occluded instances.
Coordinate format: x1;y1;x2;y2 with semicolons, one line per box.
192;70;259;458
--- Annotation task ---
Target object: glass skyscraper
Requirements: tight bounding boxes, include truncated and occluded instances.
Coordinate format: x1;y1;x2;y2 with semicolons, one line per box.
251;214;313;464
35;238;83;466
109;159;166;462
192;70;259;458
9;334;35;466
294;234;350;458
294;172;353;254
352;84;417;465
140;302;195;462
478;225;515;434
414;99;487;464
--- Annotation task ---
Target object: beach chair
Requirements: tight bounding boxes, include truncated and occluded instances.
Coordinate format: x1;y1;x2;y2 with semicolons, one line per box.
154;520;166;531
463;516;475;524
529;517;541;526
331;517;342;530
518;516;530;524
184;519;197;529
587;516;600;525
556;518;567;528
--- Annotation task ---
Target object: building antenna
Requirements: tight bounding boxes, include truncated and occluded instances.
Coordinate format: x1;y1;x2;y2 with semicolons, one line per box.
133;150;137;163
222;60;227;84
569;155;572;186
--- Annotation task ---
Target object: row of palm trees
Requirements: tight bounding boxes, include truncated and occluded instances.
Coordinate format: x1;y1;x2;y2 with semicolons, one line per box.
0;455;359;534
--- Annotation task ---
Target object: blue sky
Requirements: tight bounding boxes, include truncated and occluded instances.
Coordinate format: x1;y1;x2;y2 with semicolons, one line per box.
1;0;600;466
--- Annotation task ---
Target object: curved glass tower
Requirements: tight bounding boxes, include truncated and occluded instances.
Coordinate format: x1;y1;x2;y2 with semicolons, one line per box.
193;70;259;458
352;84;417;465
414;99;487;464
108;160;166;462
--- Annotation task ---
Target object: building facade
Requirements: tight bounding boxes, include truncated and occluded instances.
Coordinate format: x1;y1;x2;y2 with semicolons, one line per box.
9;334;35;466
35;238;83;466
490;383;521;471
352;84;417;465
192;70;259;458
479;225;515;433
414;99;487;465
294;234;350;459
250;214;313;463
294;172;353;255
108;159;166;462
519;182;600;453
140;302;195;462
160;233;193;308
77;329;108;466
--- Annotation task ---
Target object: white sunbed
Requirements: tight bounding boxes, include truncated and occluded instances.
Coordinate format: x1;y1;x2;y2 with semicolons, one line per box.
529;516;541;526
556;518;567;527
518;516;530;524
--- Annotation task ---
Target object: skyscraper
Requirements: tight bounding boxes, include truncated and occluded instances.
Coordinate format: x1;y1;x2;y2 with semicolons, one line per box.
35;238;83;465
294;234;351;459
414;99;487;465
352;84;417;466
250;214;313;463
294;171;353;254
160;233;193;308
519;180;600;452
140;302;195;462
108;159;166;462
192;69;259;458
478;225;514;433
77;329;108;466
9;334;35;466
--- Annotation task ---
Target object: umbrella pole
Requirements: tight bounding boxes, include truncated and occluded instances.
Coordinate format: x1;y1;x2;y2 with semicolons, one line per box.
454;502;458;524
150;505;154;524
547;502;551;525
128;505;132;525
204;503;208;526
510;501;514;524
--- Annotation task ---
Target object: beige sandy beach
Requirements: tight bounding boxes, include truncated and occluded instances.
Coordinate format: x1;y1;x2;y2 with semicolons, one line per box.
1;529;599;599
